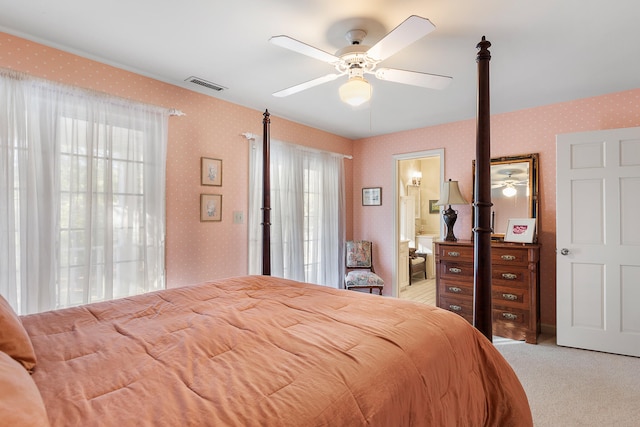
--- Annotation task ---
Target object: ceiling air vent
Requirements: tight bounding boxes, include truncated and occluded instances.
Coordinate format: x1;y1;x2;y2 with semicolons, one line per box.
185;76;227;92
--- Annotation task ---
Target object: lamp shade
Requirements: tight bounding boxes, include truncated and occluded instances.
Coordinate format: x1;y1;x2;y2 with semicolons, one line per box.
436;180;469;206
339;77;371;106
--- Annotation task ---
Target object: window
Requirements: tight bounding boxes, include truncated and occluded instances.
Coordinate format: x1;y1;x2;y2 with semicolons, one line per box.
0;71;169;314
248;138;345;287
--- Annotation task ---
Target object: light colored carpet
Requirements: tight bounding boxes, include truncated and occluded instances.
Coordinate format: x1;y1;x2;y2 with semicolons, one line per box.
495;334;640;426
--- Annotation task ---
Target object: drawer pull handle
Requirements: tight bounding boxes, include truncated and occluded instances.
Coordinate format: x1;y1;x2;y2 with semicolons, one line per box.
447;251;460;257
448;286;463;293
449;267;462;274
501;273;518;280
449;305;462;312
502;293;518;301
501;254;517;261
502;312;518;321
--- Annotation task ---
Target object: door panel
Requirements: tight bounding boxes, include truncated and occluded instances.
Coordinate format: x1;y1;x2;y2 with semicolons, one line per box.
557;127;640;357
621;177;640;245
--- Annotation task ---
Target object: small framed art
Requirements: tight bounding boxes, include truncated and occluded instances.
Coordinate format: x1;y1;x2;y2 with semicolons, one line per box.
362;187;382;206
429;199;439;214
504;218;536;243
201;157;222;186
200;194;222;222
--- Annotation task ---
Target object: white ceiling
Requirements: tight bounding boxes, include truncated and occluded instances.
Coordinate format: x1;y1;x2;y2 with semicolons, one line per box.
1;0;638;139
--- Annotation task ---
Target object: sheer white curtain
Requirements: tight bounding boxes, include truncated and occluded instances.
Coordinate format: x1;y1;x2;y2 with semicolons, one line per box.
248;137;345;287
0;70;168;314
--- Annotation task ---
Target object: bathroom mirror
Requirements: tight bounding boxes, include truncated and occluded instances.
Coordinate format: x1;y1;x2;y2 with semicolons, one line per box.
472;153;539;240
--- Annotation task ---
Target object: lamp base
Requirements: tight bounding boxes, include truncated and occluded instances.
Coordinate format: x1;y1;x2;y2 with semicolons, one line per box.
442;206;458;241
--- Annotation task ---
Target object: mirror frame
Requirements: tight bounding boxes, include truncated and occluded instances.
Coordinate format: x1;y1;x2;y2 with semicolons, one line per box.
472;153;539;242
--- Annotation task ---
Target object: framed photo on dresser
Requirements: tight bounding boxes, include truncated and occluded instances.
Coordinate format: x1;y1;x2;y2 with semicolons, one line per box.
504;218;536;243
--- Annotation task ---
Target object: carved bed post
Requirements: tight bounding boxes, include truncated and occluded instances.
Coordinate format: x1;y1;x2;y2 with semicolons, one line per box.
474;36;493;341
262;110;271;275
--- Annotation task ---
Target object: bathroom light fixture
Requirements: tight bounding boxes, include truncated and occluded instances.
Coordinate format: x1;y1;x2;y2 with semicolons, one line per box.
436;179;469;241
411;172;422;186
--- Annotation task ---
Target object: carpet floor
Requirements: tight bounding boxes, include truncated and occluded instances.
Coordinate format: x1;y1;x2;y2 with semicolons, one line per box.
496;334;640;426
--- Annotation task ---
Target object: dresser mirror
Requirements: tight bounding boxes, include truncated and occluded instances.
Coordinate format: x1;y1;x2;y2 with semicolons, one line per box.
472;153;539;240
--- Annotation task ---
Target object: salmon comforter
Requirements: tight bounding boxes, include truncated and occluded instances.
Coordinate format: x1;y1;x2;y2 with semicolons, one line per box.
22;275;532;426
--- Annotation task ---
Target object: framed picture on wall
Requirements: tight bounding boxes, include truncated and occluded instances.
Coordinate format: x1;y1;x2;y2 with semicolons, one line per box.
201;157;222;186
362;187;382;206
429;199;439;214
200;194;222;222
504;218;536;243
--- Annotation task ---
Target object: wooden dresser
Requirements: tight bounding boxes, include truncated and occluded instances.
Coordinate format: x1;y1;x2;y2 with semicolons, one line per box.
435;240;540;344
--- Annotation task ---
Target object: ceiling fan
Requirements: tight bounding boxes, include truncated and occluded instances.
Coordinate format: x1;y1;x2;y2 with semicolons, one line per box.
269;15;453;106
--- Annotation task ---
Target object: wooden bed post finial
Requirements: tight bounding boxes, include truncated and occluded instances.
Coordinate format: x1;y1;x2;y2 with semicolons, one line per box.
474;36;493;342
262;109;271;276
476;36;491;60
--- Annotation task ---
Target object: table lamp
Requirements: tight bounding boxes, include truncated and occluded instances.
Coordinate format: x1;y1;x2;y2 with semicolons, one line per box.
436;179;469;241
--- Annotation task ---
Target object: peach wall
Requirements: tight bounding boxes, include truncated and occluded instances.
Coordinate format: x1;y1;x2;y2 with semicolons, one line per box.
0;32;353;287
4;31;640;328
354;89;640;327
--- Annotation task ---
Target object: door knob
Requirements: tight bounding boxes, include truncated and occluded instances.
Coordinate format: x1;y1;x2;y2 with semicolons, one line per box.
560;248;570;256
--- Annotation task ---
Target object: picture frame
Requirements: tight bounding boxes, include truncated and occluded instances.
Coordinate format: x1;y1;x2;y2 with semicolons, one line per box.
362;187;382;206
200;194;222;222
201;157;222;186
504;218;536;243
429;199;439;214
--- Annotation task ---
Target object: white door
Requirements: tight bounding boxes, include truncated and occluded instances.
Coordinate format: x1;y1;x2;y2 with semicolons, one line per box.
399;196;415;246
557;127;640;357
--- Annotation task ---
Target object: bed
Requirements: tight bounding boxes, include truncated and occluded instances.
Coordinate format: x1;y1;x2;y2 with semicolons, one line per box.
0;37;532;426
3;275;531;426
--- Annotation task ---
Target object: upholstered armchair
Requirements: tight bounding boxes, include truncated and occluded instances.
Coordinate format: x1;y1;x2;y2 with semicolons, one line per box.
344;240;384;295
409;247;427;284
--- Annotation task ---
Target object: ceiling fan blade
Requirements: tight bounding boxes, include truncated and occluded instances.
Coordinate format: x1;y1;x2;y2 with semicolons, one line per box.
366;15;435;61
273;73;341;97
375;68;452;89
269;35;339;64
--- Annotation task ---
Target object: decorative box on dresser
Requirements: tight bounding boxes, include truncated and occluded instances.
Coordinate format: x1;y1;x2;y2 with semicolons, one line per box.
435;240;540;344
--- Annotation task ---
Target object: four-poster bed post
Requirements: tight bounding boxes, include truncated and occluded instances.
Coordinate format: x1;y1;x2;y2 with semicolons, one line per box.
473;36;493;341
258;38;495;342
262;109;271;275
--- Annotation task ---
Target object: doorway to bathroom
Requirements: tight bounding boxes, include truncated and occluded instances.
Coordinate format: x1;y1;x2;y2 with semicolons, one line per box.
393;149;444;305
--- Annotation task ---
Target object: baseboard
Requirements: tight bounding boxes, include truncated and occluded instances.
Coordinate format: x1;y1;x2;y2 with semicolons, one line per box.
540;323;556;336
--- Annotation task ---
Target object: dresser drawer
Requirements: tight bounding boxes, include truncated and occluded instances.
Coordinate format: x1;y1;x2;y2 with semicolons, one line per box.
437;245;473;262
438;261;474;281
492;265;531;288
440;281;474;298
491;247;532;266
492;286;530;309
439;295;473;323
492;306;529;328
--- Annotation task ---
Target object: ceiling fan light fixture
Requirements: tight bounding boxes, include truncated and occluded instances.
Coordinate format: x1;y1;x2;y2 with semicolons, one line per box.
502;185;517;197
339;76;372;106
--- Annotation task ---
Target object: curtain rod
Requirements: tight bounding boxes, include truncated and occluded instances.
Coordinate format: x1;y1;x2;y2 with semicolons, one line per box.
241;132;353;160
1;67;185;117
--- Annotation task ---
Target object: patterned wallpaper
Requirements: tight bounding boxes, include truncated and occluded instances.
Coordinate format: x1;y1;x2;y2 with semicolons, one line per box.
3;31;640;327
355;89;640;327
0;32;352;288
